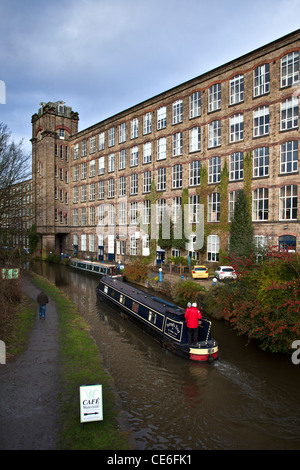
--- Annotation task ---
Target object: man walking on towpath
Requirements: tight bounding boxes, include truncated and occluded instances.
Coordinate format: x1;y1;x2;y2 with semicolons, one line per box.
37;290;49;319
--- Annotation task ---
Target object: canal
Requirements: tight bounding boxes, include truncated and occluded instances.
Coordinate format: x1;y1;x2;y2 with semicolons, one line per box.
29;261;300;450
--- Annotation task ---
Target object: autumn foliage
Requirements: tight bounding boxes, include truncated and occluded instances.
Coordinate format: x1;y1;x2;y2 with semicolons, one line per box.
213;248;300;353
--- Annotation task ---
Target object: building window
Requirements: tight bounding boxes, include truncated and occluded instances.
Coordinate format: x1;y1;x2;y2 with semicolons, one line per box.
143;200;150;225
280;141;298;173
98;206;104;225
130;174;138;195
81;185;86;203
90;207;95;225
189;160;201;186
130;235;137;255
207;234;220;262
189;127;201;152
73;208;78;226
108;127;115;147
89;182;95;201
208;83;221;112
253;106;269;137
253;147;269;177
81;234;87;250
230;74;244;104
208;120;221;147
208;156;221;183
81;162;87;179
98;156;105;175
281;52;299;87
130;146;138;166
252;188;269;221
119;202;126;225
89;159;95;177
108;153;115;172
157;137;167;160
173;132;183;156
73;164;79;182
143;171;151;193
130;202;138;224
230;114;244;142
172;197;182;223
190;91;201;118
143;112;152;135
173;99;183;124
131;118;139;139
208;193;220;222
90;136;96;154
89;233;95;251
279;185;298;220
108;179;115;198
119;149;126;170
108;204;115;225
172;164;182;189
143;142;152;163
229;152;244;181
81;139;87;157
119;122;126;143
81;208;86;226
98;181;104;199
189;195;200;223
157;167;166;191
119;176;126;197
157;199;166;223
74;143;79;160
99;132;105;150
280;97;299;131
73;186;78;203
253;64;270;97
157;106;167;130
228;191;237;222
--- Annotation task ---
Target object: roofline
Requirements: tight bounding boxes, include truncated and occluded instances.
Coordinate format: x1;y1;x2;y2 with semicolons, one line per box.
74;28;300;139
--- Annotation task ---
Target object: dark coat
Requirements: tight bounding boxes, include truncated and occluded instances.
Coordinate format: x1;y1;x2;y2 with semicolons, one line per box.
37;292;49;306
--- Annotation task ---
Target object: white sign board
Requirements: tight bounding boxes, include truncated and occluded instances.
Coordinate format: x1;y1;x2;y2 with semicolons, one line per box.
79;384;103;423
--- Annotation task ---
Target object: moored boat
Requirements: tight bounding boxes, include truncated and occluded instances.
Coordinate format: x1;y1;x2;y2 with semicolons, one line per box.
70;258;121;277
96;275;218;362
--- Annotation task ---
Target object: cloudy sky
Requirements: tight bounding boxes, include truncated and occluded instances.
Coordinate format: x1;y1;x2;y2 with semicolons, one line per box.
0;0;299;157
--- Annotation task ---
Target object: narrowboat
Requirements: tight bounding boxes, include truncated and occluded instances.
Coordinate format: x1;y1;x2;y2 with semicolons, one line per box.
96;276;218;362
70;258;121;277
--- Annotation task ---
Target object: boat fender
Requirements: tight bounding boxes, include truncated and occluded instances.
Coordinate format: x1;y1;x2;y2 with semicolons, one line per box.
207;354;214;363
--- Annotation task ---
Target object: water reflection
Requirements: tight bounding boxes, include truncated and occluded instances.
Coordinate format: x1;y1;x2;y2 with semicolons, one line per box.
27;261;300;450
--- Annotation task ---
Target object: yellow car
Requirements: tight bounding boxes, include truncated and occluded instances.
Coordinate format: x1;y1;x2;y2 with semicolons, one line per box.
192;265;209;279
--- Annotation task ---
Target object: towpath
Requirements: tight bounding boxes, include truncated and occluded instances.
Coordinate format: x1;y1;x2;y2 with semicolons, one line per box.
0;275;60;450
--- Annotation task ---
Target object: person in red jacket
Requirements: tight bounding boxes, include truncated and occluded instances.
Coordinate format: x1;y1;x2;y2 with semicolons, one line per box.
185;302;202;346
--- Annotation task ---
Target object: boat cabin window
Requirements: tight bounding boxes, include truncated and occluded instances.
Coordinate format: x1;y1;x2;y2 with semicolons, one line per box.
148;311;157;324
120;294;125;304
104;285;108;294
132;301;139;313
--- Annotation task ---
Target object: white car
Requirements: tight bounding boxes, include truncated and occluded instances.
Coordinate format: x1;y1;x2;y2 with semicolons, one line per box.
214;266;237;280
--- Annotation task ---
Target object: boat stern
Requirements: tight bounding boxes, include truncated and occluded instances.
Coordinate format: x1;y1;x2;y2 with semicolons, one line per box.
189;341;218;362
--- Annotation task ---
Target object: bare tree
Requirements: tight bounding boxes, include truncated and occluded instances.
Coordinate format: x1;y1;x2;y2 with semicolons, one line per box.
0;123;31;247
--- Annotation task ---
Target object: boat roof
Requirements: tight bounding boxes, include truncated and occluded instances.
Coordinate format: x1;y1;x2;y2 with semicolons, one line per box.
100;276;185;320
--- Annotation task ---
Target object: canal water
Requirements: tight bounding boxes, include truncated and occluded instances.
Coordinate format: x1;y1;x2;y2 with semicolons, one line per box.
29;261;300;450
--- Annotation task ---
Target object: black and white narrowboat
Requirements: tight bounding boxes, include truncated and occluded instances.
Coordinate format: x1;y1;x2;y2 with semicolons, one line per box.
96;276;218;362
70;258;121;277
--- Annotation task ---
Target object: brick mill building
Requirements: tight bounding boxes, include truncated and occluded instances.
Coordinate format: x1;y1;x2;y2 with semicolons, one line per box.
30;29;300;264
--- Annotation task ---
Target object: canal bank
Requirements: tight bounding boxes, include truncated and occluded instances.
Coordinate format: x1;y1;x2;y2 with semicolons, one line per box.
0;272;136;450
26;260;300;450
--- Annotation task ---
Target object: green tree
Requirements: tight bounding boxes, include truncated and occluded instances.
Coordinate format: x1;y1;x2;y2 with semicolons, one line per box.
229;189;255;258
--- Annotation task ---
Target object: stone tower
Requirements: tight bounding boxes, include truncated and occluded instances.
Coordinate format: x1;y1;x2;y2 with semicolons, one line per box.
31;101;79;255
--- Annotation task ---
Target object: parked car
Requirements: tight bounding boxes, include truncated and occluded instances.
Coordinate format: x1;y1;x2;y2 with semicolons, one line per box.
192;265;209;279
214;266;237;280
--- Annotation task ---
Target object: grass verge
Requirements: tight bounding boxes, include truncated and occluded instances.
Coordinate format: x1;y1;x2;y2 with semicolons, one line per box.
29;273;133;450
